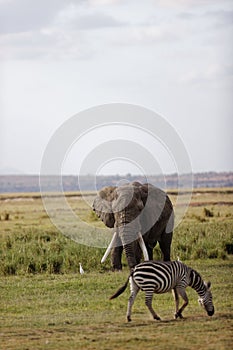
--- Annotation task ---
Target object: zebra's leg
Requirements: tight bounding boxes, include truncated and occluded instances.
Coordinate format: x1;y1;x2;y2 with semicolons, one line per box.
145;290;161;320
172;288;181;319
126;277;139;322
175;288;189;318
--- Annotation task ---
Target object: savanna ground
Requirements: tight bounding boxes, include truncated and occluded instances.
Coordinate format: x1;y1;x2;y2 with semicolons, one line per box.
0;188;233;349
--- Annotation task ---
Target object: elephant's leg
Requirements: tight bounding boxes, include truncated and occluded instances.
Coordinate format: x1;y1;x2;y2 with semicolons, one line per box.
159;231;173;261
111;245;123;271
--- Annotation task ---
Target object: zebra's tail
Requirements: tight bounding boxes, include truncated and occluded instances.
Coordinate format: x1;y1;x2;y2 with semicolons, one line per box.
109;272;132;300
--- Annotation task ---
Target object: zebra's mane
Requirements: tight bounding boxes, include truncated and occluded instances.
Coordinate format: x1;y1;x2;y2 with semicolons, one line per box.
189;268;205;291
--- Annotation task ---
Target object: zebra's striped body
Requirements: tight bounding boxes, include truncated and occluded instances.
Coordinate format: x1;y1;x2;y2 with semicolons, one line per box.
110;261;214;321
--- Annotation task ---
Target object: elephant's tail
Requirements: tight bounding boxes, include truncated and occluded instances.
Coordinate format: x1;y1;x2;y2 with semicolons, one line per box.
109;272;133;300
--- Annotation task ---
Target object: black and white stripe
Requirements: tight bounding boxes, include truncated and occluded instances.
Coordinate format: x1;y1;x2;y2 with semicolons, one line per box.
110;260;214;321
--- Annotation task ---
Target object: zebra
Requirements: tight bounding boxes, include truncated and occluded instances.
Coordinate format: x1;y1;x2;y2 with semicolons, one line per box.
110;260;214;322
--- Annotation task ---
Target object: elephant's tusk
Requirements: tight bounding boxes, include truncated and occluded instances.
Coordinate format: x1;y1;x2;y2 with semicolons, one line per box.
138;232;149;261
101;231;118;263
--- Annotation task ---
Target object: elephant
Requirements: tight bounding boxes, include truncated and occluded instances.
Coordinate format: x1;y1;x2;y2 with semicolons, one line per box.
93;182;174;270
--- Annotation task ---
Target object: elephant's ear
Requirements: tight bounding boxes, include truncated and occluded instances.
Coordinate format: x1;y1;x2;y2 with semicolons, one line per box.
92;186;116;228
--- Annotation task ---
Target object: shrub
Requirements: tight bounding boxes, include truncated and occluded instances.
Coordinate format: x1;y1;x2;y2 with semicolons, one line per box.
203;208;214;217
192;247;208;259
27;261;36;274
5;212;10;220
49;256;63;274
208;249;219;259
0;219;232;275
225;242;233;254
3;263;16;275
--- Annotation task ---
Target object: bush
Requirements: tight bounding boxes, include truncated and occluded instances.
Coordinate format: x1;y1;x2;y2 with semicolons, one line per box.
0;228;113;275
3;263;16;275
173;221;232;261
27;261;36;274
225;242;233;254
49;256;63;274
192;247;208;259
0;219;233;275
203;208;214;217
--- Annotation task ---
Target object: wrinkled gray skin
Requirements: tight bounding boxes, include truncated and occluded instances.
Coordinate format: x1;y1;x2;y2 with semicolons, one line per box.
93;182;174;270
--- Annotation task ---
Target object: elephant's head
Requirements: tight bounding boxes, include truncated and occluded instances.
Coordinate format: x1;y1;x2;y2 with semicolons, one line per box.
93;182;152;268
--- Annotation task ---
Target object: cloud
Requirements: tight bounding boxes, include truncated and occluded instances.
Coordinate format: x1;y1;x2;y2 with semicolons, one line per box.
0;28;94;60
0;0;126;34
74;13;125;29
180;64;233;87
177;12;196;20
88;0;122;5
178;8;233;27
154;0;228;8
55;4;126;30
0;0;232;62
204;9;233;27
0;0;126;60
112;25;177;47
0;0;71;34
205;63;233;80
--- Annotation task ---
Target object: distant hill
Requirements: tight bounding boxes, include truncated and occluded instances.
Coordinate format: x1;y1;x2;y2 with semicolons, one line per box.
0;172;233;193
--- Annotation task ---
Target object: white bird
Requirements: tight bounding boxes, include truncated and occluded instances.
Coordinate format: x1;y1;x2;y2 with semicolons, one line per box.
79;263;85;275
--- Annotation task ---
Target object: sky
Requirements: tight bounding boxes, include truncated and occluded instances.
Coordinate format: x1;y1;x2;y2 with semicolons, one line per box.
0;0;233;176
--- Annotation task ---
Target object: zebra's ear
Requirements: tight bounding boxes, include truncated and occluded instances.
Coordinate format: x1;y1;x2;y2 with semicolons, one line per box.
205;281;211;289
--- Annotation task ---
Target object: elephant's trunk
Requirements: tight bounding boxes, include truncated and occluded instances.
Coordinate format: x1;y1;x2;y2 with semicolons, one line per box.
121;234;149;268
123;242;138;268
117;217;148;268
101;207;149;268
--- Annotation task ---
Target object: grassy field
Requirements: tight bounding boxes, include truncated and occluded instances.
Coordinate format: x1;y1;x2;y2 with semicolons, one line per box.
0;188;233;349
0;259;233;350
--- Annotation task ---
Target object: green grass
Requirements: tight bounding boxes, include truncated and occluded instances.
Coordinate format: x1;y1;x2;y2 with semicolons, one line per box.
0;259;232;350
0;220;232;275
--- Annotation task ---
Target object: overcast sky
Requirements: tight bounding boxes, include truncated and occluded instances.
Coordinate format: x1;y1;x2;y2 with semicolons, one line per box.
0;0;232;175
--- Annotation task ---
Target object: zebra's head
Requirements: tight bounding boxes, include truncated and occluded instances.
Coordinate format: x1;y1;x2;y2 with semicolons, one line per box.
198;281;214;316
